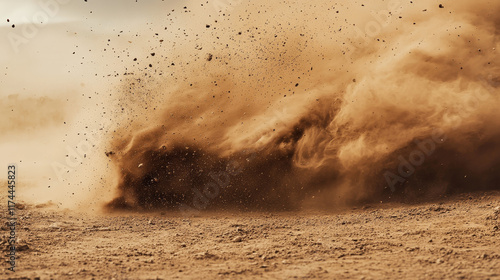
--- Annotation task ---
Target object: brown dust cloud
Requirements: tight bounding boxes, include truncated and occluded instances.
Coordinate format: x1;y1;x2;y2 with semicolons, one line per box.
104;0;500;212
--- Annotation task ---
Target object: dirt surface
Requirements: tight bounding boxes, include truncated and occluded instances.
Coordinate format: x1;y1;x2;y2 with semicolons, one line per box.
1;191;500;280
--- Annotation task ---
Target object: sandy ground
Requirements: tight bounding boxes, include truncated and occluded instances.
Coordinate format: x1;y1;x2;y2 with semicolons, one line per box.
1;191;499;280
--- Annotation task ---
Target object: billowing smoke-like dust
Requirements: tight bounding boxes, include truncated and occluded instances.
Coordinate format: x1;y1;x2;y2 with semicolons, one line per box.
105;0;500;211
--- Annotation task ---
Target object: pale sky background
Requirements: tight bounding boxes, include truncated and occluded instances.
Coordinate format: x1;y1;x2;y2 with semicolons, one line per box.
0;0;185;94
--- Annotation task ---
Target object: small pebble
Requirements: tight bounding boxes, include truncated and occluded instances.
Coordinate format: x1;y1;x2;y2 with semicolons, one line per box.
232;236;242;242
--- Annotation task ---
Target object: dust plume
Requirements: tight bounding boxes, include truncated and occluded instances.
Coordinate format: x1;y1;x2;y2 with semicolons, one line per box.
105;0;500;211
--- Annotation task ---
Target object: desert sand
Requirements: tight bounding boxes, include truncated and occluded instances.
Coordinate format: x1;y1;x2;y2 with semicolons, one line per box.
2;191;499;280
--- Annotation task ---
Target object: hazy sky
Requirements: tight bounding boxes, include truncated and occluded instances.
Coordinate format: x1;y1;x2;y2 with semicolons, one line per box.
0;0;187;96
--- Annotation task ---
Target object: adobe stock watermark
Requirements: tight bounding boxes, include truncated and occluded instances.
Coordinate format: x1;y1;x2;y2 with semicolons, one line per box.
384;75;498;191
342;0;404;58
178;156;244;215
179;107;289;215
212;0;244;14
8;0;71;54
384;129;447;192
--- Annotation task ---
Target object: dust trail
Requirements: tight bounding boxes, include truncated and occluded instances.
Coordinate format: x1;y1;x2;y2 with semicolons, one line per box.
105;0;500;211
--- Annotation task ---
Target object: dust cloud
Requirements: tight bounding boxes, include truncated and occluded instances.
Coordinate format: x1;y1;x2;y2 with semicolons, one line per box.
105;0;500;211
